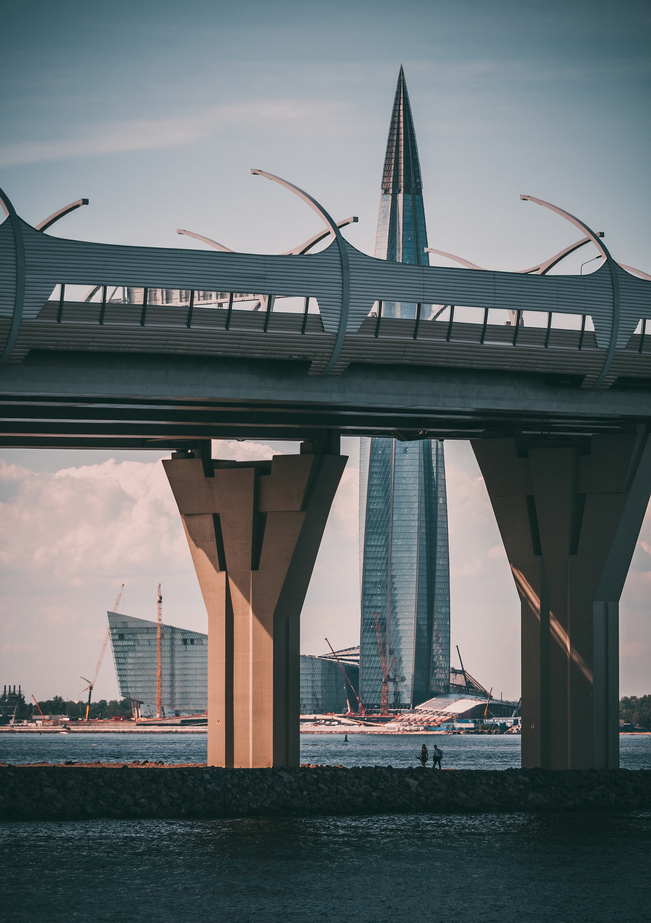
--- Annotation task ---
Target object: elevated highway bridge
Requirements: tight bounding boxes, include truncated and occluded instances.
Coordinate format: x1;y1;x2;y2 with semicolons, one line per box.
2;173;651;772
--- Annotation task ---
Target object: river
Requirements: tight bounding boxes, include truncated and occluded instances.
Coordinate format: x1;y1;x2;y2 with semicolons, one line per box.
2;733;650;921
1;729;650;769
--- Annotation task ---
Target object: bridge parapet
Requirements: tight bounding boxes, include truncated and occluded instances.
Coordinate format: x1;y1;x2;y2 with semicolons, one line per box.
1;180;650;390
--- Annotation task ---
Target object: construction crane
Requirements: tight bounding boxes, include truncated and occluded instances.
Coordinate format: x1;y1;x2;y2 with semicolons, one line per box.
483;687;493;719
456;645;470;694
372;611;396;716
81;583;124;720
31;695;45;719
325;638;366;717
156;584;163;719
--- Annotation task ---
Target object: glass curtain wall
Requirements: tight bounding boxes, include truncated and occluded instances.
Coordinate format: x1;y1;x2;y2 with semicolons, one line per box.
359;68;450;711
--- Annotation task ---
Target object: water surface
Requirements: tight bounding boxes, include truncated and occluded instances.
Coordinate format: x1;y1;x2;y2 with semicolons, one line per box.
2;730;649;769
1;811;649;922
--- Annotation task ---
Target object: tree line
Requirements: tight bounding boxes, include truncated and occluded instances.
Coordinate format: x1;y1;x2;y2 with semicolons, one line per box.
619;695;651;731
0;689;133;722
2;689;650;727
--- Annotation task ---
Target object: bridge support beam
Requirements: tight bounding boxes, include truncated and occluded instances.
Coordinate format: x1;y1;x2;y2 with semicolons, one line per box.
472;432;651;769
163;443;347;768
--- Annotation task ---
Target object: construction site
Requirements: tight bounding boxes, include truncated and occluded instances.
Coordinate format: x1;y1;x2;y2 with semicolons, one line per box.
103;589;519;733
3;587;519;734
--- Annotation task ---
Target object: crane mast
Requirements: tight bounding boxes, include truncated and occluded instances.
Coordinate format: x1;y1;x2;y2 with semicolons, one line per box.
156;584;163;719
81;583;125;720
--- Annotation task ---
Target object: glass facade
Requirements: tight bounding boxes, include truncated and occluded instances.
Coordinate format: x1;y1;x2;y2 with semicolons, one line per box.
109;612;208;716
299;656;360;715
109;612;356;716
359;68;450;710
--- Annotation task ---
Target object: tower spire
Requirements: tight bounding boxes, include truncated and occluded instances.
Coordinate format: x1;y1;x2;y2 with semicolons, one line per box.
381;65;423;196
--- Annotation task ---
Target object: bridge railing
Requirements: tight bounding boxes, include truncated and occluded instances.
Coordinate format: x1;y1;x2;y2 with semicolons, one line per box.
42;286;651;366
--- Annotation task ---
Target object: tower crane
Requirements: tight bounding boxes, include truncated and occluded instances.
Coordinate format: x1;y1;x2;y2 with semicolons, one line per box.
81;583;124;720
156;584;163;719
372;611;396;716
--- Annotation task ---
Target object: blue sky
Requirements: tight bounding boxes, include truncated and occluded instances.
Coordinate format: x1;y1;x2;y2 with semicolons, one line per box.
1;0;650;701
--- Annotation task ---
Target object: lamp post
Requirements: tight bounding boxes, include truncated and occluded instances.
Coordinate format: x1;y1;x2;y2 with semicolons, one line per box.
581;254;604;274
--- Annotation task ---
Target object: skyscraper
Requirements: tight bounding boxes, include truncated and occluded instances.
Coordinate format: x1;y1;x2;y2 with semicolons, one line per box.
359;68;450;711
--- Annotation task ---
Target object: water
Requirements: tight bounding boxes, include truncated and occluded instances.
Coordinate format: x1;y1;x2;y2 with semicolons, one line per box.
1;730;650;769
2;733;650;920
1;812;650;922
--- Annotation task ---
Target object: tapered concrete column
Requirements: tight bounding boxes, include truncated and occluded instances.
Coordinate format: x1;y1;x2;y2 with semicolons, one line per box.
164;445;347;768
473;432;651;770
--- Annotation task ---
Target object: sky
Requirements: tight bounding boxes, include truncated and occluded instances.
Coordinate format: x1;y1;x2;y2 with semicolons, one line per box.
1;0;650;703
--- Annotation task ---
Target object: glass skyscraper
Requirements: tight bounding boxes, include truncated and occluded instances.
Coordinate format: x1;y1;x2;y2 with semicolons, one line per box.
109;612;208;716
359;68;450;711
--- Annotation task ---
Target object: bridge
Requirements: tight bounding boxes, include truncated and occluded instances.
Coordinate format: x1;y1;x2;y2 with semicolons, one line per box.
2;171;651;772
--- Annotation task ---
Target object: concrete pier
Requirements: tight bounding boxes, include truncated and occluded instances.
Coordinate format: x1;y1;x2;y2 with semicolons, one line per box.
473;432;651;770
164;443;346;768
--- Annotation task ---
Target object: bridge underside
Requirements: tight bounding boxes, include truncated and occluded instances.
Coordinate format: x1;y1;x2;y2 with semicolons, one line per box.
1;350;650;449
2;350;651;770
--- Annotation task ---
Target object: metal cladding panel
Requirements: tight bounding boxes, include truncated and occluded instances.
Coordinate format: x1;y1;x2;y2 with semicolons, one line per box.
347;245;618;347
2;219;647;332
3;213;651;374
6;223;345;325
0;222;17;318
617;265;651;347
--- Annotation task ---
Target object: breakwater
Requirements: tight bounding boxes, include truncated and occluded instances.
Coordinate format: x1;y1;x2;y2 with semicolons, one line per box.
2;765;650;820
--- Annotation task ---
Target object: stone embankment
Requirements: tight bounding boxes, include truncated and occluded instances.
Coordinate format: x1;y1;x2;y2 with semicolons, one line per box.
1;765;650;821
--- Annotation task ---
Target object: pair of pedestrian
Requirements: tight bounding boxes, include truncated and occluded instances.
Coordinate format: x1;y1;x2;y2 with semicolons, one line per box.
419;743;443;768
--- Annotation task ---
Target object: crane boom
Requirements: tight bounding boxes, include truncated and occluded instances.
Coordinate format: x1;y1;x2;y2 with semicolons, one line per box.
483;687;493;718
81;583;125;719
31;695;45;719
456;645;470;693
325;637;365;717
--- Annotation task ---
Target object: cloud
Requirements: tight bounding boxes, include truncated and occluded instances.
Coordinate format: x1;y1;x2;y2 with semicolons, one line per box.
0;101;348;168
41;606;79;626
452;560;483;577
621;640;647;661
2;642;39;655
488;544;507;559
0;458;183;580
0;441;284;582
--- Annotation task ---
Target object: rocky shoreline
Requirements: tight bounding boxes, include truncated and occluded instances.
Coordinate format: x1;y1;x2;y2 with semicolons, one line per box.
1;765;650;821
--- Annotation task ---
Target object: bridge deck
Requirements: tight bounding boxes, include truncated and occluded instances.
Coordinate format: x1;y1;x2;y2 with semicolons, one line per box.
5;299;651;387
2;299;651;449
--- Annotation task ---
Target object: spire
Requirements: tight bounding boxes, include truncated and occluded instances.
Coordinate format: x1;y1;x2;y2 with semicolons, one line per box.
381;66;423;196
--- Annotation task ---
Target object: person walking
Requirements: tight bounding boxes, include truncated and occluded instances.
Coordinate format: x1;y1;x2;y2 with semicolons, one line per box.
419;744;428;767
432;744;443;769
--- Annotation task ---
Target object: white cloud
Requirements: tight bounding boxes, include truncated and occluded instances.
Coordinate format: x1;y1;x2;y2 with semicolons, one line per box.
0;458;184;580
41;606;79;626
0;101;348;169
2;642;40;655
488;544;507;559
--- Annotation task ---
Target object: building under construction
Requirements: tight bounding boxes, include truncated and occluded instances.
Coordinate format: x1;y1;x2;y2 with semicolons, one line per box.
108;612;360;717
108;608;509;720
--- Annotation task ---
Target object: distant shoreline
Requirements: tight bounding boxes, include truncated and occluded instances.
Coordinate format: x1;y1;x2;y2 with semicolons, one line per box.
1;725;646;737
